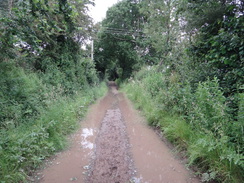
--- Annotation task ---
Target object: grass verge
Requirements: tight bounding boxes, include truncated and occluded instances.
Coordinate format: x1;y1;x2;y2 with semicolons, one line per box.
122;81;243;183
0;82;107;183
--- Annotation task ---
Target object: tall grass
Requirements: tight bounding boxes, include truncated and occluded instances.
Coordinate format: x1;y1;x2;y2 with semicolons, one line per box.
0;62;47;129
0;82;107;183
122;66;244;183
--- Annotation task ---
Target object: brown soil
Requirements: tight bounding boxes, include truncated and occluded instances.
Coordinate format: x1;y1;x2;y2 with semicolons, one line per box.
35;82;200;183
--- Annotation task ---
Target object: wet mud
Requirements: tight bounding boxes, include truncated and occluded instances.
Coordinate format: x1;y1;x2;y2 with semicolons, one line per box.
36;82;200;183
86;108;135;183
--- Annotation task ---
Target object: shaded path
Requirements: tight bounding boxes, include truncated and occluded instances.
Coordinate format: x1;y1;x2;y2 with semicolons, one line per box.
36;83;199;183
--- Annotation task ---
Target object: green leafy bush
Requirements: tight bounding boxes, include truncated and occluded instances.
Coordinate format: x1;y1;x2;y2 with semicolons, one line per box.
0;62;47;128
142;70;165;97
189;78;228;135
0;0;104;182
123;66;244;182
0;83;107;183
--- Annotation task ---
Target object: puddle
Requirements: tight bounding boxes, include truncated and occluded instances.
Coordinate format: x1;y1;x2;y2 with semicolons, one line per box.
81;128;95;150
37;86;199;183
131;176;145;183
119;93;200;183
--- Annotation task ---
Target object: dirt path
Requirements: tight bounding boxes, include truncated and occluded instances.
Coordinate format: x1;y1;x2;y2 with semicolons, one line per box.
35;83;199;183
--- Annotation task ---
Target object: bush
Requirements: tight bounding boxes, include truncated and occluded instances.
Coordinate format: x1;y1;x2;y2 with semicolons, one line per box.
123;66;244;182
39;55;99;95
0;82;107;183
0;62;47;129
230;93;244;153
189;78;228;135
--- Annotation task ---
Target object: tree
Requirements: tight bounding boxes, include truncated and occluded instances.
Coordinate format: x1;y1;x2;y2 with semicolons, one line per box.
140;0;181;67
0;0;94;61
183;0;244;97
0;0;98;95
94;0;144;80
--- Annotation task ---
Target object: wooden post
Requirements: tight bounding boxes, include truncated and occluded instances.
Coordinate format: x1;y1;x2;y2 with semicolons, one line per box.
91;40;94;61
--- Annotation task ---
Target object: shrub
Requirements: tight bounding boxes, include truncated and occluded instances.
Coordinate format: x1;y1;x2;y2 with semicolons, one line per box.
189;78;228;135
123;67;244;182
0;83;107;183
0;62;47;129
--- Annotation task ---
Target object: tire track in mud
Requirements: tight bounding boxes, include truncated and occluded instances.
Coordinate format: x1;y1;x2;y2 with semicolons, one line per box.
86;108;135;183
86;82;136;182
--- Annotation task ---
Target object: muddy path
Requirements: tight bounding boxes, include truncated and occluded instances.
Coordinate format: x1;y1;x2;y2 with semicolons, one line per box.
35;82;199;183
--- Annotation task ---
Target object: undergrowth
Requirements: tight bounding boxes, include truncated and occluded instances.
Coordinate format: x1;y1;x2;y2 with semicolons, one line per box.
0;82;107;183
122;66;244;183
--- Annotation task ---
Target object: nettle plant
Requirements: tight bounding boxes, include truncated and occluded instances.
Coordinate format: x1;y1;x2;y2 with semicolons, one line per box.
191;78;228;135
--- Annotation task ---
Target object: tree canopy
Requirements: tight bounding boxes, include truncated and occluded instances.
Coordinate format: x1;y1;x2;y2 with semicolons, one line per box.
94;0;243;96
94;0;146;80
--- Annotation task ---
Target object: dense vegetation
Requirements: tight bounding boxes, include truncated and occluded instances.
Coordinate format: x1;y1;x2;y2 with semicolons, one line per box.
94;0;243;182
1;0;243;182
0;0;107;182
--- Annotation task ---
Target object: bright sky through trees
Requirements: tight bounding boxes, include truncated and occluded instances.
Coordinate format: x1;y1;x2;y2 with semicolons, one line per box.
89;0;120;23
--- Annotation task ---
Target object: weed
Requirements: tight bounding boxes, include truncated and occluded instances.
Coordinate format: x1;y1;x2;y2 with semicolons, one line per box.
0;82;107;182
122;66;244;182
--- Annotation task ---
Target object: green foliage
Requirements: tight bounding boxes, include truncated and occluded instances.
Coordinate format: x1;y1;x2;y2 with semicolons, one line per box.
188;134;243;183
141;68;165;97
140;0;180;64
39;51;99;94
188;15;244;97
0;0;99;132
0;1;103;182
0;58;102;182
94;0;144;80
0;0;93;56
0;62;47;128
181;0;244;96
100;0;243;181
0;82;107;183
123;66;244;182
230;93;244;154
189;78;228;134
